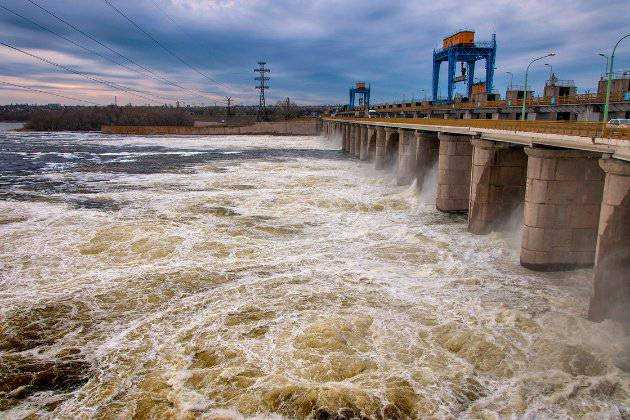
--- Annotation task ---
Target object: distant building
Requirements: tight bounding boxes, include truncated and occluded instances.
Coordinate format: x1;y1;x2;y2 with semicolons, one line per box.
505;86;534;103
598;71;630;97
470;82;500;102
543;74;577;100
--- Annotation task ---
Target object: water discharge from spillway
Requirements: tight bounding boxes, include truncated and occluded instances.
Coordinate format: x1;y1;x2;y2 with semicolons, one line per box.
0;127;628;418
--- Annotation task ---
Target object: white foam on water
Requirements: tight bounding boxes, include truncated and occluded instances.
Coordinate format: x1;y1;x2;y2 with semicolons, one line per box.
0;134;628;419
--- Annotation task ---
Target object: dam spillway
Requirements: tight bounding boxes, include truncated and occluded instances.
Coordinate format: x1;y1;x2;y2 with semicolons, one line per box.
325;118;630;326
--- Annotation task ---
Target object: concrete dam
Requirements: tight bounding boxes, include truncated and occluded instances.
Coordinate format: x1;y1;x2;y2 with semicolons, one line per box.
323;118;629;326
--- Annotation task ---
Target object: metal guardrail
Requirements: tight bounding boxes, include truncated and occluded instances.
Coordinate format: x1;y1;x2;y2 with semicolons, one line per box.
373;92;628;113
329;116;630;140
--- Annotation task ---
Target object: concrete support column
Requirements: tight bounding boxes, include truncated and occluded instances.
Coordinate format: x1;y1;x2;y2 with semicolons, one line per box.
359;125;370;161
384;128;399;169
367;128;377;161
588;158;630;325
349;124;354;153
346;124;352;154
340;125;345;150
521;148;604;271
354;125;362;157
468;139;527;234
359;125;365;153
342;125;349;153
436;133;473;212
349;125;356;156
396;129;417;185
374;127;387;170
414;131;439;191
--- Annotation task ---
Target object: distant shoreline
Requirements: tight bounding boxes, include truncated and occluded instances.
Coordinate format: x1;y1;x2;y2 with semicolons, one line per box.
0;122;25;132
101;120;320;136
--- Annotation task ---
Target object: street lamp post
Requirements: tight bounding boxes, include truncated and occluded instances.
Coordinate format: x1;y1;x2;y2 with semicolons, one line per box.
521;53;556;121
597;53;609;78
602;34;629;128
544;63;553;81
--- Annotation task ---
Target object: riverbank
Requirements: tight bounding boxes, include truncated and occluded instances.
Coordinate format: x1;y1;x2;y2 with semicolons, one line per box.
0;122;25;131
101;120;320;136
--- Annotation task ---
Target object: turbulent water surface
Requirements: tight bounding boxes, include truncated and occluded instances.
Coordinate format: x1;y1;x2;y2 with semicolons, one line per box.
0;127;628;419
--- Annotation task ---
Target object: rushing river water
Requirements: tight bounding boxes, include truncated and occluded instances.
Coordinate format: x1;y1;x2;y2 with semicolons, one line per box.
0;127;628;419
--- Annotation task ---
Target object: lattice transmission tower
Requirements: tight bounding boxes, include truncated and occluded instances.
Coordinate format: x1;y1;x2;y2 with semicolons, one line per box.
224;96;232;123
254;61;270;121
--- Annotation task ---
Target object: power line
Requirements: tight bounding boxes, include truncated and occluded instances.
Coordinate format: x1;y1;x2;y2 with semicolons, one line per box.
0;3;210;101
147;0;250;78
0;41;176;103
102;0;232;93
0;4;168;96
0;41;173;102
0;80;99;105
22;0;221;100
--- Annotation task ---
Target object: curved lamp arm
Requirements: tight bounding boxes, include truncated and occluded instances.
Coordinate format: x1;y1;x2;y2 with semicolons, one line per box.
521;53;555;120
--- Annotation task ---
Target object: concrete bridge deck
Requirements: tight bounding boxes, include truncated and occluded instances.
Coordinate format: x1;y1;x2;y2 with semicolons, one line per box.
327;117;630;160
321;118;629;327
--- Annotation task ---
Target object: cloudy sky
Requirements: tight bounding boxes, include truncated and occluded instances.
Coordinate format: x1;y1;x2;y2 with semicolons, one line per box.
0;0;628;106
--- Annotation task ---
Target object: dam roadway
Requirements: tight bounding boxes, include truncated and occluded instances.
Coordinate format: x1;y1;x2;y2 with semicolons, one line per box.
322;117;630;326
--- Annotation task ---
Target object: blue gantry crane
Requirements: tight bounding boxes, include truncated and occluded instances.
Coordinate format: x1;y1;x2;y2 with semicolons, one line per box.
432;31;496;103
349;82;370;110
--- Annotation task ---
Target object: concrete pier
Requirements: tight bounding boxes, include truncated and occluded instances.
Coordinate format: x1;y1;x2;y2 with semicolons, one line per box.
415;131;439;191
468;139;527;234
396;129;417;185
360;125;369;161
588;157;630;325
367;127;377;161
346;124;353;154
374;127;387;170
384;128;399;169
353;124;361;157
436;133;473;212
348;124;358;156
521;148;604;271
348;124;354;155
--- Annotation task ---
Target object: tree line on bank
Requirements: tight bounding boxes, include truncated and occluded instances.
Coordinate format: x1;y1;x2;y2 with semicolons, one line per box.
23;105;192;131
0;102;335;131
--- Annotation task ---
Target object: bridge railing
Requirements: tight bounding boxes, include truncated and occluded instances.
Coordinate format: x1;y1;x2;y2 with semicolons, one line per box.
374;92;628;113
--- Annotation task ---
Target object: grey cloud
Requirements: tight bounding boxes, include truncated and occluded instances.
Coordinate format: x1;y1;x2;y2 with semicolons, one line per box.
0;0;628;105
